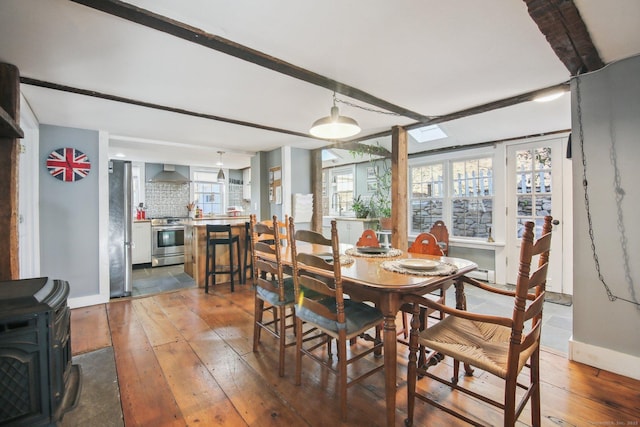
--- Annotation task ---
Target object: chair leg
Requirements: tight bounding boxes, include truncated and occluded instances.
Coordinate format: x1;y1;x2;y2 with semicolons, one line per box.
338;337;348;420
504;377;517;427
405;330;419;427
530;348;541;427
253;297;264;352
295;318;303;386
401;312;409;339
272;307;279;334
236;238;242;286
205;241;210;294
278;306;286;377
229;241;234;292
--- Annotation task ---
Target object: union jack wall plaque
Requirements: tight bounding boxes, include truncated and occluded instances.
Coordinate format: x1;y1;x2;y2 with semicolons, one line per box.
46;147;92;182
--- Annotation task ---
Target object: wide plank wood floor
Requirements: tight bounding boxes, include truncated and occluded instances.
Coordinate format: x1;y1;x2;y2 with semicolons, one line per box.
70;285;640;426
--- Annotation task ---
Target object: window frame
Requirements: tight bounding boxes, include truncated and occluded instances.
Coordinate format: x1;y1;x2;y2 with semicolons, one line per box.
191;168;225;216
408;147;497;241
326;165;355;216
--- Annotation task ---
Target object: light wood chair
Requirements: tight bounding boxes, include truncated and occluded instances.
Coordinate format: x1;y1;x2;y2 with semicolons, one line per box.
260;214;289;246
407;232;444;257
356;229;380;247
249;214;295;377
404;216;553;427
289;218;384;421
397;232;448;348
429;220;450;256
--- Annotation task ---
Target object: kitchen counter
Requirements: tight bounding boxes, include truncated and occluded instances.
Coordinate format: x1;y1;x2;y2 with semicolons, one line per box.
187;215;250;222
184;219;248;288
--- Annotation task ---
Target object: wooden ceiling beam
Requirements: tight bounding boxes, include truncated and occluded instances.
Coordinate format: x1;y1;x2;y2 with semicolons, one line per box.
20;77;313;139
69;0;432;122
341;81;570;144
524;0;604;75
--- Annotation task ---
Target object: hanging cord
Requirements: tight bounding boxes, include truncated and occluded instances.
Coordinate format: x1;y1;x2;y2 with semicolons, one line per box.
576;75;640;308
333;92;399;116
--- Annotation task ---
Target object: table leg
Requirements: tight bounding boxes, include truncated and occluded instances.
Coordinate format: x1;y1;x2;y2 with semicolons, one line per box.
383;312;397;427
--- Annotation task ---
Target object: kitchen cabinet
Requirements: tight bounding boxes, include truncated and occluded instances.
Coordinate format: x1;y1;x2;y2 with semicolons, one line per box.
334;218;379;246
132;221;152;264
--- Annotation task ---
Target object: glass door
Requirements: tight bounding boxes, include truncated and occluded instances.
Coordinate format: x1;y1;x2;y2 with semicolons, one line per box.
506;139;564;293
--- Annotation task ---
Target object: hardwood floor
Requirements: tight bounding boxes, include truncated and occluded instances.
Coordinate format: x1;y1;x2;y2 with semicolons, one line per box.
70;284;640;426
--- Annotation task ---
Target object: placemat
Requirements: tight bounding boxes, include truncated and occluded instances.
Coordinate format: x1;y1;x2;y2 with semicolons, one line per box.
345;247;403;258
380;259;458;276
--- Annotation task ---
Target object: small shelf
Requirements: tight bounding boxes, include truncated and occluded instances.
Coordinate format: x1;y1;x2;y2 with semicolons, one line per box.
0;105;23;138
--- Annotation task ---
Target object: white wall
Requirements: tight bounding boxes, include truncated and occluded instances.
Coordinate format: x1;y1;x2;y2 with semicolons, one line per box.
569;54;640;379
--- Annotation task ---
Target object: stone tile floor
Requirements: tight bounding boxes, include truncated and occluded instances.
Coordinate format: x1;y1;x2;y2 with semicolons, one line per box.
450;283;573;354
131;264;196;296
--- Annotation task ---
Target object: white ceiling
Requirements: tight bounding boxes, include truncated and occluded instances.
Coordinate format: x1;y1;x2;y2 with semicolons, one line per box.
1;0;639;170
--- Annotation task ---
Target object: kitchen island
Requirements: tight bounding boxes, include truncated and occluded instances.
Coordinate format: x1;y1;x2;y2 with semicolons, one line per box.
183;217;250;288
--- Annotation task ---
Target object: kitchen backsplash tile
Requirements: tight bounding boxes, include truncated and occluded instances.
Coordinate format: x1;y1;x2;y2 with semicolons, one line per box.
145;182;190;218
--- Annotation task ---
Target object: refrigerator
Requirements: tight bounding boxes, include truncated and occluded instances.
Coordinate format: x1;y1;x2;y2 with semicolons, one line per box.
109;160;133;297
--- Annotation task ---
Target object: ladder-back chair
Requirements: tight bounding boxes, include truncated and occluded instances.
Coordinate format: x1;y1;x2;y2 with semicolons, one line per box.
289;218;384;420
404;216;553;427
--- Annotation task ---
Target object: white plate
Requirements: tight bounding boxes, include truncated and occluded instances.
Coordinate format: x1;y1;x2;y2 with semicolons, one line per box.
398;259;440;270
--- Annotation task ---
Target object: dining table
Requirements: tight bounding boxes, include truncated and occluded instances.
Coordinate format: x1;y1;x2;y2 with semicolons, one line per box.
277;241;478;427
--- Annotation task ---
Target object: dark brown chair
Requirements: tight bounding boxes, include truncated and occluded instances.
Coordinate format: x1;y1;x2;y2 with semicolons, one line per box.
289;218;384;421
429;220;450;256
404;216;553;427
249;214;294;377
356;229;380;247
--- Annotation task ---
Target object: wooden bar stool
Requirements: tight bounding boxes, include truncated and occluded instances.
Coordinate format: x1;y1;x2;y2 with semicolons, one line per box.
205;224;242;293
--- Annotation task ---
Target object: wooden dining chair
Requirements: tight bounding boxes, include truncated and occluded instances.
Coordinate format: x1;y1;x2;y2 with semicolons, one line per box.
404;216;553;427
395;232;448;345
260;214;289;246
249;214;295;377
407;232;444;257
429;220;450;256
289;218;384;421
356;229;380;247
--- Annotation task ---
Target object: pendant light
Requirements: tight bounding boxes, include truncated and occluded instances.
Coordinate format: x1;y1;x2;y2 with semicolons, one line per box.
310;92;361;139
216;151;225;182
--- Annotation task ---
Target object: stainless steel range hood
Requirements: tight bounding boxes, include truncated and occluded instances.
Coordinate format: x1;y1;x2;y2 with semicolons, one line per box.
148;164;190;184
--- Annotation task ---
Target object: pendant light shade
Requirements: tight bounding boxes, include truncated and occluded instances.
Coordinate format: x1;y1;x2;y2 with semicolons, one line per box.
216;151;225;182
310;95;360;139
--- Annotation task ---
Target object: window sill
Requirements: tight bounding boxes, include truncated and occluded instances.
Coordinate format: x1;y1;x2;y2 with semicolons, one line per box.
449;238;505;250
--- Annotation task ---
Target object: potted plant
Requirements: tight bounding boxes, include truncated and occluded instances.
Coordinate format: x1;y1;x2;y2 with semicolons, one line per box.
350;142;393;229
352;195;370;219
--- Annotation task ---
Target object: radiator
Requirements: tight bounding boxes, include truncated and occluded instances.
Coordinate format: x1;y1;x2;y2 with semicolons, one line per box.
466;269;495;283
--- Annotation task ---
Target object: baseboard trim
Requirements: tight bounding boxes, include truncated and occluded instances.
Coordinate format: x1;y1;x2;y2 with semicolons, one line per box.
68;293;110;309
569;338;640;380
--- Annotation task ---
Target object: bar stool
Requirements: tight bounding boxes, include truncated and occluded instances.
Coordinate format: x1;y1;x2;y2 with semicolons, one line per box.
205;224;242;293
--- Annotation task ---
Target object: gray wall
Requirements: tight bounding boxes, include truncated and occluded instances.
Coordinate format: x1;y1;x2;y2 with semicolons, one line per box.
571;55;640;358
291;147;312;195
39;125;100;298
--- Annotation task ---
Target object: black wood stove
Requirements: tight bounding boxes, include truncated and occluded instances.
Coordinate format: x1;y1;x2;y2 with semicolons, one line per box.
0;277;81;426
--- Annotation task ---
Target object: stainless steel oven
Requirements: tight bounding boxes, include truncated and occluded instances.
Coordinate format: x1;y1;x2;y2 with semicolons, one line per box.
151;218;186;267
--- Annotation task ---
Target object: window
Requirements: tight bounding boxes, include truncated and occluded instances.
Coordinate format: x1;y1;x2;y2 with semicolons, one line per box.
193;171;224;215
327;166;354;215
410;156;494;239
411;163;444;232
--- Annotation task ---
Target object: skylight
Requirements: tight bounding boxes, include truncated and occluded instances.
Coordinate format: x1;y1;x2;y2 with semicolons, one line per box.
322;149;338;161
408;124;447;143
